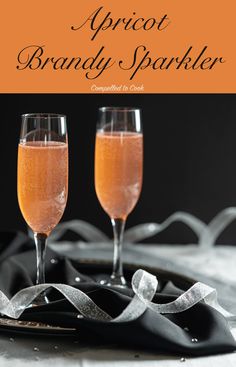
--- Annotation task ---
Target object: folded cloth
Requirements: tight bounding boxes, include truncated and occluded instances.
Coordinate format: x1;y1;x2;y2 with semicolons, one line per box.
0;231;235;356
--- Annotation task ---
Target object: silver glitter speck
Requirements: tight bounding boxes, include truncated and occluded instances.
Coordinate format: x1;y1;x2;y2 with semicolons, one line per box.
180;357;186;362
183;327;189;332
54;345;59;350
75;277;81;282
50;259;58;264
77;314;84;319
191;338;198;343
9;337;14;342
33;347;39;352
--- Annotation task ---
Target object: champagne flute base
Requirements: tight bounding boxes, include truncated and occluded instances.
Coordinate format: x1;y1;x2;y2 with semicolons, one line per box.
100;275;127;288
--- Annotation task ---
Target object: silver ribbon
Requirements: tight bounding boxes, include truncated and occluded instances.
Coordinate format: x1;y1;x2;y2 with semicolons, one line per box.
48;207;236;247
0;269;233;323
18;207;236;324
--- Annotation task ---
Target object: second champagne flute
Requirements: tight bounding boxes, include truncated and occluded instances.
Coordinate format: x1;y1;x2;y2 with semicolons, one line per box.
17;113;68;304
95;107;143;287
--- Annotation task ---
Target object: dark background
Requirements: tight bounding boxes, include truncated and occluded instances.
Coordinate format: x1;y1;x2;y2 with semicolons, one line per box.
1;94;236;244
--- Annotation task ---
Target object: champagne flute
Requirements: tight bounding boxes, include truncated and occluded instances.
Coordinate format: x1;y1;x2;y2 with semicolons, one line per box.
95;107;143;287
17;113;68;304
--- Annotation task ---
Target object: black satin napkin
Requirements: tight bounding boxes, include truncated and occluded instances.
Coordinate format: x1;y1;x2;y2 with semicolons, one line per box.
0;231;235;356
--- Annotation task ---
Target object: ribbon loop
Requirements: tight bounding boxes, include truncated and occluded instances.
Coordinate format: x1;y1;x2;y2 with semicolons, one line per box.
199;207;236;248
113;270;157;322
49;220;109;243
124;212;207;244
0;284;111;321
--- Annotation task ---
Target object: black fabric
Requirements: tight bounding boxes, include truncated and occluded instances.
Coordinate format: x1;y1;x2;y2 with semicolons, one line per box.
0;231;235;356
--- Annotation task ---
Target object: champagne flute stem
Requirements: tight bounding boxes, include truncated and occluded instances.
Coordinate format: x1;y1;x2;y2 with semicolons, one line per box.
34;233;47;285
111;218;126;286
34;233;49;304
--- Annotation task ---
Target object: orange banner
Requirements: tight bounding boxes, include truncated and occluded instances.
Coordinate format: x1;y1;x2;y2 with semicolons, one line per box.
1;1;235;93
